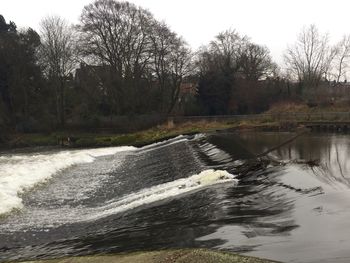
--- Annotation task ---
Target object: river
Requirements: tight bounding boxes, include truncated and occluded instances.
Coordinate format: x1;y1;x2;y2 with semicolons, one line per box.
1;132;350;263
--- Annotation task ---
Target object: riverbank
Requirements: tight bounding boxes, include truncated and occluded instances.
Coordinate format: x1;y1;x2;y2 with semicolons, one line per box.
19;249;279;263
1;119;284;149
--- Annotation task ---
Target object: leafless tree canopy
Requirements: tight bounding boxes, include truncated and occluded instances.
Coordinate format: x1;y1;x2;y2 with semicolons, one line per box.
195;29;280;115
39;15;77;126
332;35;350;82
284;25;336;87
150;21;193;112
79;0;152;76
78;0;192;114
39;16;77;78
240;43;277;81
197;29;276;81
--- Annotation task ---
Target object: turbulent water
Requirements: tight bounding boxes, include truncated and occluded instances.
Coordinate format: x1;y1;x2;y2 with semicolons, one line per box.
2;132;350;263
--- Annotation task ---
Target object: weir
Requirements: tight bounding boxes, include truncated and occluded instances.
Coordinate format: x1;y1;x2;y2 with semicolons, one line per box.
2;132;350;263
298;121;350;132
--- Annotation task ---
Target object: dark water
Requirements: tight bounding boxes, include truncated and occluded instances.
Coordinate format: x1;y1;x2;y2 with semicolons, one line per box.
1;132;350;263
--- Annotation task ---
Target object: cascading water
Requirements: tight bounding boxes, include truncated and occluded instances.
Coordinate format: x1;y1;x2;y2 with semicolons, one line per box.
2;132;350;263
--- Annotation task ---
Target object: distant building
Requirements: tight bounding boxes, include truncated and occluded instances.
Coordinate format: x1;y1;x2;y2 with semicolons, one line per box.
75;63;110;87
179;82;197;95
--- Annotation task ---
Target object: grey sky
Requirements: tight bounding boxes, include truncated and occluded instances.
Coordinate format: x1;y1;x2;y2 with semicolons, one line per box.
2;0;350;63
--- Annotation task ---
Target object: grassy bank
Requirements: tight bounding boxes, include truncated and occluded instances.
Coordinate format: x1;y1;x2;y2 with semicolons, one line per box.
2;119;282;149
18;249;279;263
3;103;350;150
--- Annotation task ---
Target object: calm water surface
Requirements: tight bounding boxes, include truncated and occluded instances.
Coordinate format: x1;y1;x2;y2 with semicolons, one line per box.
1;132;350;263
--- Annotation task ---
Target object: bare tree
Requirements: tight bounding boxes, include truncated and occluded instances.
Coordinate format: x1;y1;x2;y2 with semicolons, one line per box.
195;29;248;77
78;0;155;113
195;29;248;115
149;21;175;112
196;28;280;114
209;29;248;72
79;0;152;72
150;21;192;113
239;43;277;80
332;35;350;82
78;0;194;114
39;15;77;127
284;25;335;89
167;39;193;113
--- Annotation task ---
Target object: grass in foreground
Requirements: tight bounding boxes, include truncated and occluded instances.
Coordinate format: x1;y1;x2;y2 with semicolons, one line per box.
20;249;279;263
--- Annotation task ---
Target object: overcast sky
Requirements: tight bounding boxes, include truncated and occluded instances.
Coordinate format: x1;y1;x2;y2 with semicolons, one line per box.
2;0;350;63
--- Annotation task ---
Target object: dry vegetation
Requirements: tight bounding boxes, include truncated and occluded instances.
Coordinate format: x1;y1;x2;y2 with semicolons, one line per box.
267;100;350;114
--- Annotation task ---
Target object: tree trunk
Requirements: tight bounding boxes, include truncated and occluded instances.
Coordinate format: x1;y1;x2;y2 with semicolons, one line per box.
59;77;65;127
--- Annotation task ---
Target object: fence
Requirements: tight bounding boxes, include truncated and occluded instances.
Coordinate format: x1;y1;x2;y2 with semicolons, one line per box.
170;112;350;124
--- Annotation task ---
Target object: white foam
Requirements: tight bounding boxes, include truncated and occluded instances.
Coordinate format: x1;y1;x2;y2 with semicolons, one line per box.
0;146;135;215
138;135;187;153
87;169;238;221
0;169;238;231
